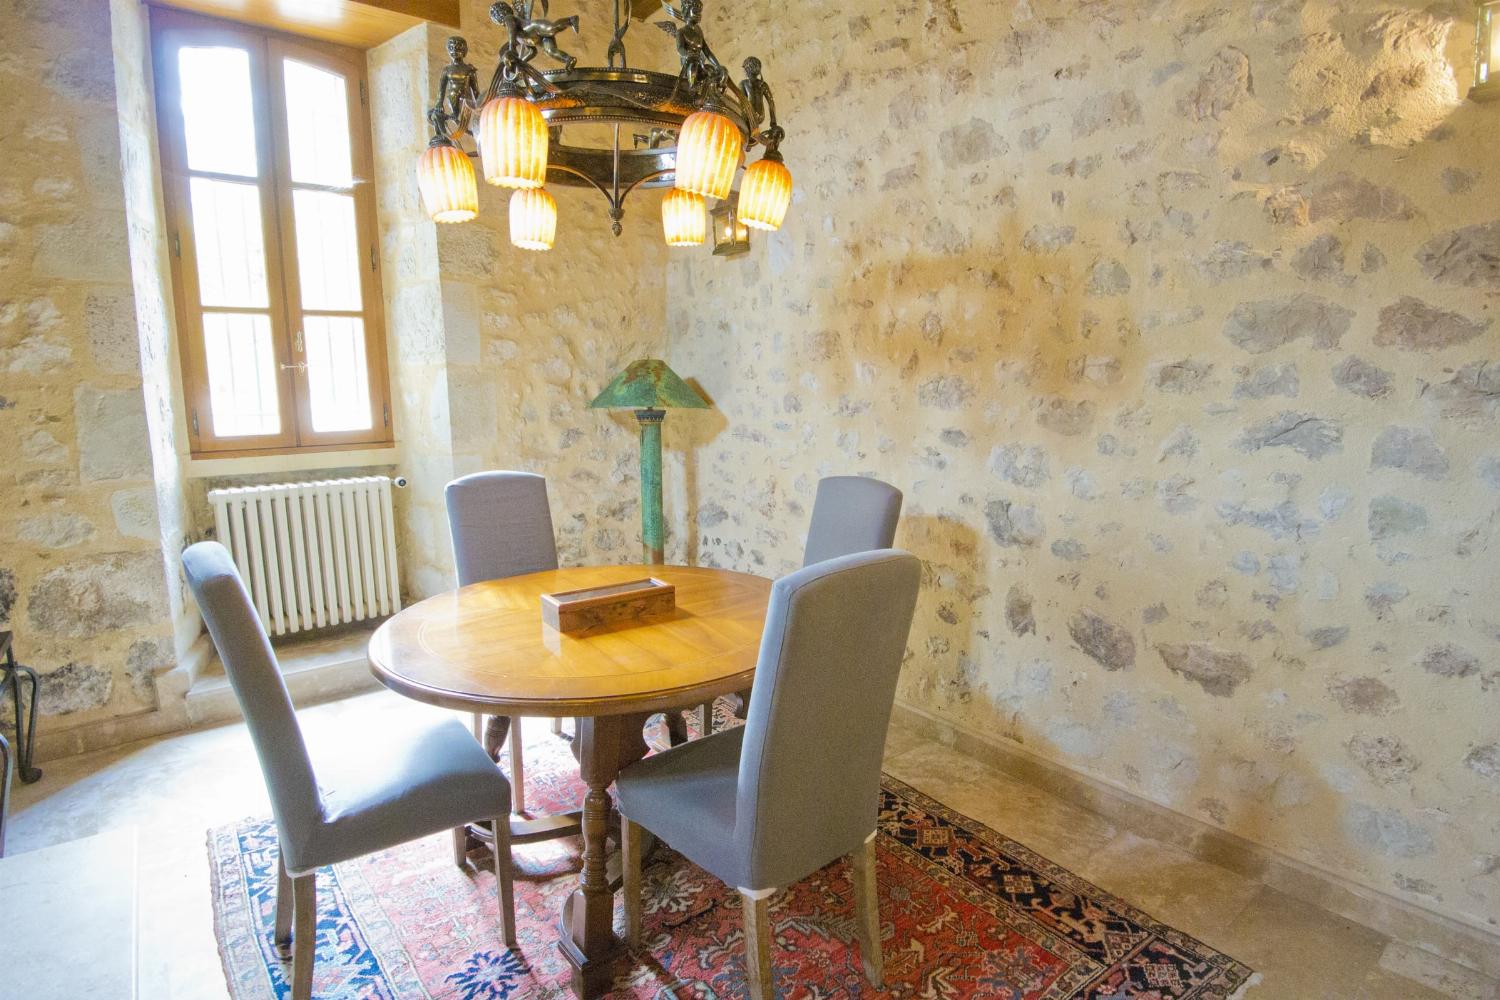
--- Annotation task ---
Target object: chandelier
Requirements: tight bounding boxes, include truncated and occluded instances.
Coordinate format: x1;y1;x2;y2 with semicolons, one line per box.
416;0;792;253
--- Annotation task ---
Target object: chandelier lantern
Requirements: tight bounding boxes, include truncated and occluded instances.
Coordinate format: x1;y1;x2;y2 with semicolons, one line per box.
509;187;558;250
478;92;550;188
661;188;706;246
417;0;792;252
417;139;480;223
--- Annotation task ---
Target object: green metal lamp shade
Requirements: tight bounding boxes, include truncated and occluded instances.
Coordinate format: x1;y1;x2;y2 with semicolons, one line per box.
588;359;710;410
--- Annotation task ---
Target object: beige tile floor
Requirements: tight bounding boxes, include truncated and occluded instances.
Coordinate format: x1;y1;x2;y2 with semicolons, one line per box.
7;689;1498;1000
0;828;139;999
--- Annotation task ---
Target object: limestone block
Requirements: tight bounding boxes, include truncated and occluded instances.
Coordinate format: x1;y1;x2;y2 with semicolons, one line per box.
110;487;159;540
28;551;169;639
75;386;152;482
33;217;131;282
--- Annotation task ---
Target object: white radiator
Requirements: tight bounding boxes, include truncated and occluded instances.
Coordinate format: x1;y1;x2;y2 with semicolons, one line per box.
207;476;402;637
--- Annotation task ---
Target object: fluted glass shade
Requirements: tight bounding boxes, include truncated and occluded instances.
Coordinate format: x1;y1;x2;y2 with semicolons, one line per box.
509;187;556;250
478;96;548;189
737;155;792;231
673;109;743;200
661;189;706;246
416;143;479;224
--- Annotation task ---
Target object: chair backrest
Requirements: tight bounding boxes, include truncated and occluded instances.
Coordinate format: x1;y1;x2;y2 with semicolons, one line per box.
734;549;921;889
445;471;559;587
182;542;323;865
802;476;903;568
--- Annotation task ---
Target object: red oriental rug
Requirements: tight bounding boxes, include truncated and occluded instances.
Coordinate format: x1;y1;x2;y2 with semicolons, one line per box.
209;719;1254;999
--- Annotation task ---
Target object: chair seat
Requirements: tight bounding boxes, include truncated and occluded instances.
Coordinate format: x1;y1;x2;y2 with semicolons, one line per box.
293;716;510;873
617;727;747;887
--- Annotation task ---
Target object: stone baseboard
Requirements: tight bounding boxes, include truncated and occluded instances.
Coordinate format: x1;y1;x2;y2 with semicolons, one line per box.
183;630;379;728
891;700;1500;981
32;626;380;763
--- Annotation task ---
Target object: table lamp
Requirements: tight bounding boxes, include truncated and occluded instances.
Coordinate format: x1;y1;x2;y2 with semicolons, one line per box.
589;359;709;564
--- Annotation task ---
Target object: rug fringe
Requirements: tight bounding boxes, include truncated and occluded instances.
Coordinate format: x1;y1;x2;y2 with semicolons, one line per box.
1228;971;1264;998
207;824;238;999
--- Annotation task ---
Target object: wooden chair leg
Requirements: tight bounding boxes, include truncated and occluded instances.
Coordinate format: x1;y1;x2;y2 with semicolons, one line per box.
452;825;470;867
492;816;517;948
622;818;644;948
508;715;525;814
455;712;488;867
739;887;775;1000
274;850;294;954
849;832;883;987
291;873;317;1000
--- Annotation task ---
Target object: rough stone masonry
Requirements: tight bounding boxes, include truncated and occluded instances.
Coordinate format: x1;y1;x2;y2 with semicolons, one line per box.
662;0;1500;937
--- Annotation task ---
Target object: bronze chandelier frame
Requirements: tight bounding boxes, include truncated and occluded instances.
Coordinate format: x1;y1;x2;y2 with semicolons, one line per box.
425;0;785;235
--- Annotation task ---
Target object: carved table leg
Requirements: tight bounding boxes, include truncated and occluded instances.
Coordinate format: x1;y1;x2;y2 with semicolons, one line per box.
558;712;649;999
663;709;690;747
482;714;512;766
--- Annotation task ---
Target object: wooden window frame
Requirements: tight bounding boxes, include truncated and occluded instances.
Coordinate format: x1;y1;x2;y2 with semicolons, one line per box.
151;7;394;459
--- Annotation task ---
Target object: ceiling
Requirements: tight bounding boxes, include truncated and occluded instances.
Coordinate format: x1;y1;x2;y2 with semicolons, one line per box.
149;0;461;50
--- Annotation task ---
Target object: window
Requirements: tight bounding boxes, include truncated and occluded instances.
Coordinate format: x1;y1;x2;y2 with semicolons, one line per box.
152;9;392;457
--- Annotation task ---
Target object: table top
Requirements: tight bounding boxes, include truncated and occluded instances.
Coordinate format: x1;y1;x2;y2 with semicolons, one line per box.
368;564;773;717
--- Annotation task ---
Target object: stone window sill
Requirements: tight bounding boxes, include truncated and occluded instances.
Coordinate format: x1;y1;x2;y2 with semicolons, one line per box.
186;445;401;479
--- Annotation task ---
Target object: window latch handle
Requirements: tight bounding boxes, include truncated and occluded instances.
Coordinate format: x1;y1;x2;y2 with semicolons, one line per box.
283;330;306;371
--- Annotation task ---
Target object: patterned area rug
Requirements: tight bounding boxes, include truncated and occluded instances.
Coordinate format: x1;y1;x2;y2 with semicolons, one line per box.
209;720;1253;999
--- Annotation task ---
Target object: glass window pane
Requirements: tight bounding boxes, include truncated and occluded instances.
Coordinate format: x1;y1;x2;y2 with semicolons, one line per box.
292;189;362;311
1488;8;1499;85
203;312;280;436
178;46;258;177
283;59;353;188
189;177;270;308
303;316;371;432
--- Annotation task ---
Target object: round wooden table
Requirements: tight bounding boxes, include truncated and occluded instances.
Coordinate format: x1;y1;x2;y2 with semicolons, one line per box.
367;564;771;999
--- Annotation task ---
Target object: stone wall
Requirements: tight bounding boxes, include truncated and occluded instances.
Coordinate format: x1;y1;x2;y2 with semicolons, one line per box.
110;0;200;690
370;23;459;599
664;0;1500;935
0;1;180;733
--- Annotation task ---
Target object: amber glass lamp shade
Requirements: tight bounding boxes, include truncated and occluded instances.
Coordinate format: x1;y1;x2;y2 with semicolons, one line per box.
737;155;792;231
479;95;548;188
509;187;556;250
673;109;743;200
661;189;706;246
416;142;479;224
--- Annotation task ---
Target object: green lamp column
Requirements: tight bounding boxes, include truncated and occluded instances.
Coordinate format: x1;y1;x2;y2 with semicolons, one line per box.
588;359;710;564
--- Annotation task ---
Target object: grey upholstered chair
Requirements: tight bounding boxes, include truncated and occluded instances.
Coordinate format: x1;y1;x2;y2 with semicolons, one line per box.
717;475;903;729
445;470;561;814
183;542;516;1000
802;475;903;567
617;549;921;1000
